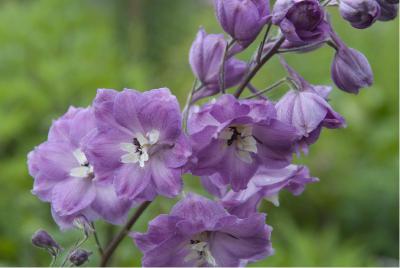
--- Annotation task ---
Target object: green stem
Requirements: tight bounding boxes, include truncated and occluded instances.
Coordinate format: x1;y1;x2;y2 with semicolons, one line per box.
220;39;236;93
256;22;272;64
245;78;289;99
183;79;199;132
234;35;285;98
61;235;89;267
91;222;104;257
100;201;152;267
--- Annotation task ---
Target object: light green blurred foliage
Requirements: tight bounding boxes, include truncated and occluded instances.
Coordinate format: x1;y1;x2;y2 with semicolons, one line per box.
0;0;398;266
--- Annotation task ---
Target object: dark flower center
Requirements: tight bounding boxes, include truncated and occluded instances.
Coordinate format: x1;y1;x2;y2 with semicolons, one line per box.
133;138;144;155
227;127;241;146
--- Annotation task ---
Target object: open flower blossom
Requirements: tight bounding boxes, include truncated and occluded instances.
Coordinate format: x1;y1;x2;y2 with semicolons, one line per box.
84;88;191;201
27;107;133;230
275;58;346;153
272;0;329;46
188;94;297;191
189;28;247;102
133;193;273;267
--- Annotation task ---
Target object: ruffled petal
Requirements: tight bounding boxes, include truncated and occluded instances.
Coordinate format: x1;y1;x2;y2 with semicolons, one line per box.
114;163;152;200
52;178;96;216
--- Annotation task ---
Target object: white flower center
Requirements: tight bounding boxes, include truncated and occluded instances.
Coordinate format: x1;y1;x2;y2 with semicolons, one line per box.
120;130;160;168
70;149;94;179
184;233;216;267
219;125;258;163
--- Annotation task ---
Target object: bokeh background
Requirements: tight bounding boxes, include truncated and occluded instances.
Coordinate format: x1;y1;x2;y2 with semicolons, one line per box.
0;0;398;266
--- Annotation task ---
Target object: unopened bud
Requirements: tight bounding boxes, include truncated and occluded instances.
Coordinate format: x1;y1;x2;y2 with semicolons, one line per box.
339;0;381;29
376;0;399;21
69;249;92;266
31;229;61;256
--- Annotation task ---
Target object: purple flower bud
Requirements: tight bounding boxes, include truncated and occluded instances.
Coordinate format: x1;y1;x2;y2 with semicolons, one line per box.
276;58;346;152
272;0;329;46
189;29;247;101
31;229;61;256
330;32;373;94
214;0;270;47
376;0;399;21
69;249;92;266
339;0;381;29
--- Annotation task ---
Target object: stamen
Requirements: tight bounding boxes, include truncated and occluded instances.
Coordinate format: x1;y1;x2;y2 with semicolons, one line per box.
70;149;95;179
219;125;258;163
120;130;160;168
184;233;216;267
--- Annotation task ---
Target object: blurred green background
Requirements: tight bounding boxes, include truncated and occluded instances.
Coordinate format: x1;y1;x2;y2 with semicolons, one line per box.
0;0;398;266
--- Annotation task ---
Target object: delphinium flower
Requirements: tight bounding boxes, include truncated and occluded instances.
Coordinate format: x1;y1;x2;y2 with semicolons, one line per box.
188;94;298;191
26;0;398;266
339;0;381;29
276;58;346;154
133;193;273;267
202;165;318;218
214;0;271;49
84;88;191;201
272;0;329;47
329;30;374;94
27;107;133;230
189;28;247;102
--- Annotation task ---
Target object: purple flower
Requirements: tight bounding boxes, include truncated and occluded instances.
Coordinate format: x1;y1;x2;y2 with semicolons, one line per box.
276;58;346;153
272;0;329;46
330;31;373;94
219;165;318;218
339;0;381;29
376;0;399;21
214;0;270;48
84;88;191;201
189;28;247;102
188;94;297;191
133;193;273;267
27;107;134;230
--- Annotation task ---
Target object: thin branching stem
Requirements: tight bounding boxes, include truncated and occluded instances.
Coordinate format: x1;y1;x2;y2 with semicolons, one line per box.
100;201;152;267
256;22;272;64
234;35;285;98
245;77;289;99
183;79;199;132
91;222;104;257
61;235;89;267
220;39;236;93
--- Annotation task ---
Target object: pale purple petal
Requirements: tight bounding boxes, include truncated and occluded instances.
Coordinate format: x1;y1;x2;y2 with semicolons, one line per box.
114;164;152;200
52;178;96;216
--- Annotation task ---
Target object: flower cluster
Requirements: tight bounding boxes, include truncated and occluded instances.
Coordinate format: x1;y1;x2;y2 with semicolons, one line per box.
28;0;397;266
